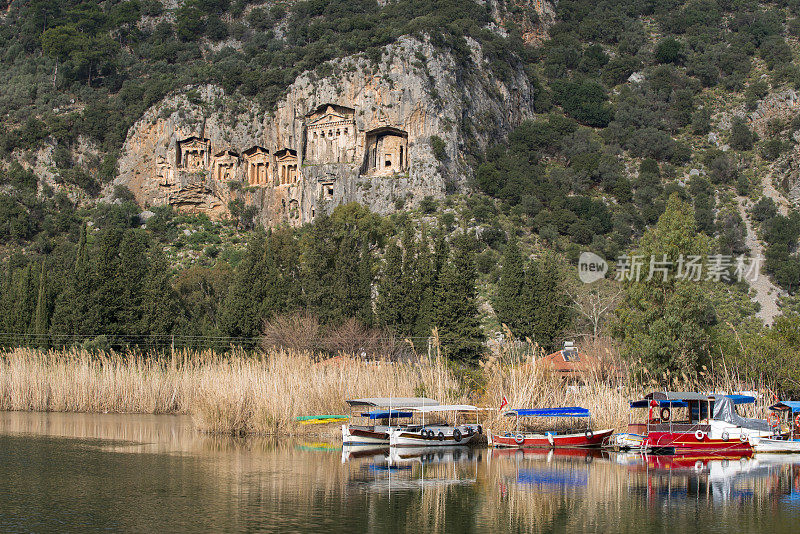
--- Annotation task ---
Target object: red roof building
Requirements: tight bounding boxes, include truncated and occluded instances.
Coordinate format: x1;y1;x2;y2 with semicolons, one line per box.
537;342;601;382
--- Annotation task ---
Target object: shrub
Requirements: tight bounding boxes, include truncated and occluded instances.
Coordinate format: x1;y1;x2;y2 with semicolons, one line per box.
729;118;756;151
430;135;446;161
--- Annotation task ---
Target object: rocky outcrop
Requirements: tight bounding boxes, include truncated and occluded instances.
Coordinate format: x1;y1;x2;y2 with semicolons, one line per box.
116;35;540;226
749;89;800;137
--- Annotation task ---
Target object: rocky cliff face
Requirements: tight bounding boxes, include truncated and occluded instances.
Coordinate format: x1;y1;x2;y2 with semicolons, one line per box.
116;34;542;226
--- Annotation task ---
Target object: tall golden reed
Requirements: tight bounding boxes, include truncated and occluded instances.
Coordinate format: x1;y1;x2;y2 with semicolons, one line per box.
0;347;464;435
0;342;775;436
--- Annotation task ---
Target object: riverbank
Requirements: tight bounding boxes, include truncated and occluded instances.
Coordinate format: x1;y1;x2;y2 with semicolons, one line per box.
0;347;770;436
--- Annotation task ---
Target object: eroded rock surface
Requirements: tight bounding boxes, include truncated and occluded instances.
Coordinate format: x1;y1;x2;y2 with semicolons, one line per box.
116;36;541;226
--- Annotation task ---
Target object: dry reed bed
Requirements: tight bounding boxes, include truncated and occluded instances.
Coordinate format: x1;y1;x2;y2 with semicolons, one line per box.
0;346;775;436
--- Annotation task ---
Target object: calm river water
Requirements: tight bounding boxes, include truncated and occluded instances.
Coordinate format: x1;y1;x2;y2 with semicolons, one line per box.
2;412;800;533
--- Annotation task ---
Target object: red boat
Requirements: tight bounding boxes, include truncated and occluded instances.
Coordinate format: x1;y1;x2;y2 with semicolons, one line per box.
630;392;773;454
490;407;613;448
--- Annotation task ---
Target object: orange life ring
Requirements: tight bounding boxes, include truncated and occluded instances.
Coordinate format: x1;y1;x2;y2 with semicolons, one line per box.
768;413;780;428
794;414;800;428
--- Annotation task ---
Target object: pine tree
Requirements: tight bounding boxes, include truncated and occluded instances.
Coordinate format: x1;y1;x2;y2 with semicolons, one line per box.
434;233;484;364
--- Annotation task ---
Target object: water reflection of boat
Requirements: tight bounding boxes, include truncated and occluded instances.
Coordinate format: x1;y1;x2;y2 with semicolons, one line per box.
389;445;483;465
343;445;480;492
341;444;389;463
491;447;603;463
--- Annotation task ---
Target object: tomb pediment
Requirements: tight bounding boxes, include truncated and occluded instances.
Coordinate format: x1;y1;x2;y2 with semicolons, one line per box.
275;148;297;162
306;103;355;120
243;145;268;157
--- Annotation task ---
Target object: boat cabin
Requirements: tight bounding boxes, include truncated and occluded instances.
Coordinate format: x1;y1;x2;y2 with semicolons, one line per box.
405;404;480;429
505;407;592;434
345;397;439;430
630;391;758;435
767;401;800;439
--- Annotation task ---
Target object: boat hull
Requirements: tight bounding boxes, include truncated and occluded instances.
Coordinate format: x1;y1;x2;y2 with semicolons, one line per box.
750;437;800;453
389;425;482;447
646;430;753;453
342;424;391;445
490;428;613;448
609;432;647;450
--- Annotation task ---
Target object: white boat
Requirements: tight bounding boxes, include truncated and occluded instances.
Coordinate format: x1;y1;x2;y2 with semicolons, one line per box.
749;400;800;453
389;405;483;447
750;437;800;453
610;432;647;450
342;397;439;446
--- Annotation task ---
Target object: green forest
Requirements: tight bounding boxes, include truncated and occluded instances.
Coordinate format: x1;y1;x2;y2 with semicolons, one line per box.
2;0;800;390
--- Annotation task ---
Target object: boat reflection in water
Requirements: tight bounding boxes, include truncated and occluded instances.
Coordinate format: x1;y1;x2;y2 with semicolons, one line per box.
619;452;800;506
5;412;800;533
342;445;482;493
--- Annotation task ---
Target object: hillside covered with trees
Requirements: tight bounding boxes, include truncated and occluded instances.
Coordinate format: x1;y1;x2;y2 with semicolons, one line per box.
2;0;800;391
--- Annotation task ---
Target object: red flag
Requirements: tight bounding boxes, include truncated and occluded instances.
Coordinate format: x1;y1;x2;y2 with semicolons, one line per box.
499;395;508;412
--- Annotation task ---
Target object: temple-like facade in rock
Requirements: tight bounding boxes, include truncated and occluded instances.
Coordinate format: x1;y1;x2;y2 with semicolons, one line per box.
304;104;357;164
363;127;408;176
117;35;543;228
177;137;210;171
132;98;424;226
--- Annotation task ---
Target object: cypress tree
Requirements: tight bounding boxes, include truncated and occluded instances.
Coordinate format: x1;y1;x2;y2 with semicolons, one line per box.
376;240;403;329
414;226;436;342
434;233;484;364
141;245;182;338
219;234;265;338
356;239;374;326
494;234;526;336
33;261;49;348
398;225;419;335
301;214;338;323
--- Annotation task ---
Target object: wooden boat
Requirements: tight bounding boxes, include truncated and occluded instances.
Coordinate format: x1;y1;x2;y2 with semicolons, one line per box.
637;392;772;454
342;397;439;446
388;405;483;447
489;407;613;448
749;400;800;453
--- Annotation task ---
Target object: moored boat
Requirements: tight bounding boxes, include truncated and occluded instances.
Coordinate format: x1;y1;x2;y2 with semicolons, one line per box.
342;397;439;446
489;407;613;448
749;400;800;453
388;405;483;447
638;392;772;454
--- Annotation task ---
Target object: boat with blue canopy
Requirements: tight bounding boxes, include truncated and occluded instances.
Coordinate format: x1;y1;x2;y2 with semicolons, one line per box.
489;406;613;448
619;391;772;454
749;401;800;453
342;397;439;446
